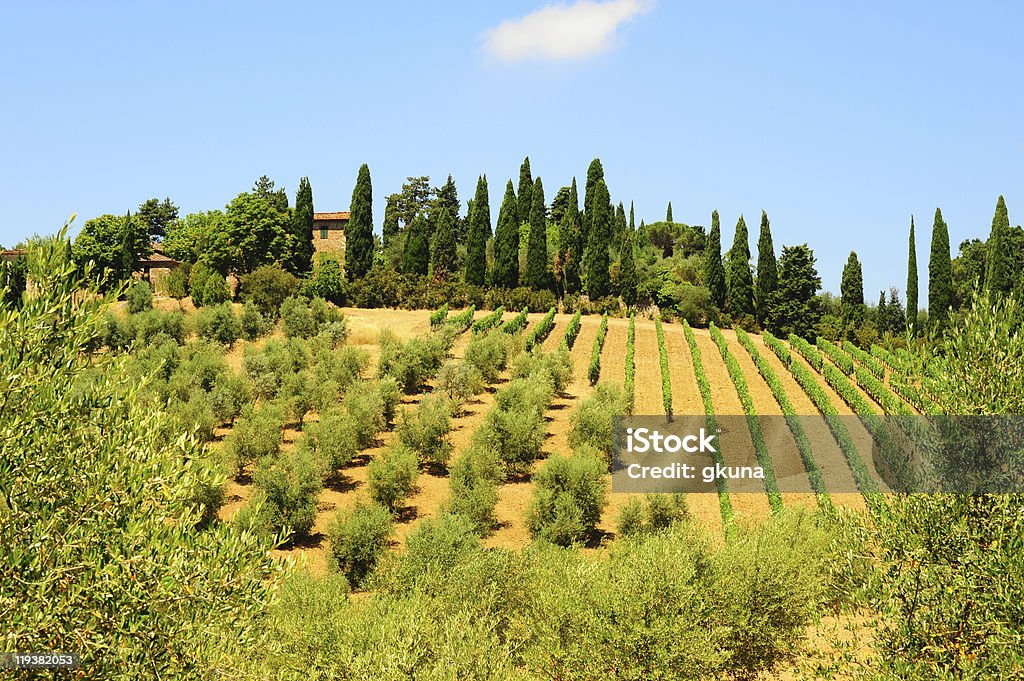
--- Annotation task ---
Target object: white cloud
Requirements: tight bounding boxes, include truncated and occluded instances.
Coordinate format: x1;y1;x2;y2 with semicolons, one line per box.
483;0;653;63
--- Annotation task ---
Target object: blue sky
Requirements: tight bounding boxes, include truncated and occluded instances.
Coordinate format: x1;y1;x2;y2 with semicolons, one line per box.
1;1;1021;301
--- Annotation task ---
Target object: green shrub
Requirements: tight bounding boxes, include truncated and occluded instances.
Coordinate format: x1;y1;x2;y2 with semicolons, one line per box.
239;301;272;341
616;494;688;538
239;264;299;317
443;305;475;334
242;352;280;401
376;329;448;393
279;368;316;427
563;309;582;349
195;302;241;346
568;383;625;463
188;261;216;305
463;329;516;383
367;443;419;512
248;447;324;541
843;339;886;379
429;303;449;329
500;306;529;334
445;446;502;534
343;381;386;448
474;403;545;479
435;360;485;404
163;266;188;299
327;501;393;588
209;371;251;425
300;407;359;470
126;279;153;313
526;448;608;546
511;346;573;394
170;389;217;442
377;376;402;425
304;258;345;304
471;306;503;333
280;295;345;340
496;372;555;416
202;273;231;306
374;513;481;590
817;336;855;375
226;404;285;477
397;393;454;467
167;344;228;398
588;313;609;385
524;306;556;351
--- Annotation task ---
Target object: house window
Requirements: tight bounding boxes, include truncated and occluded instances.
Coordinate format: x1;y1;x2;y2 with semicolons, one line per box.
320;228;328;239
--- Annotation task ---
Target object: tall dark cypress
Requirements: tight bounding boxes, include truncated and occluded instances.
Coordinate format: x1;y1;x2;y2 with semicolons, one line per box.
560;178;582;295
755;210;778;324
290;176;315;275
430;206;457;277
382;194;400;247
402;214;430;276
586;179;611;298
907;216;918;332
929;207;953;331
666;202;673;223
727;215;754;316
984;195;1011;296
433;175;460;242
619;229;637;306
877;290;889;334
583;158;605;248
492;180;519;288
840;251;865;319
526;177;547;289
517;157;533;227
464;175;489;286
345;163;374;279
614;202;627;251
629;201;635;231
705;210;727;310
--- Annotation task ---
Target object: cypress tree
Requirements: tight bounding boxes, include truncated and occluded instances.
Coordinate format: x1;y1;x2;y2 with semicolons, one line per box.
705;210;727;310
560;178;582;295
433;175;460;242
877;290;889;334
586;179;611;298
615;202;627;250
726;215;754;317
464;175;490;286
907;216;918;332
619;229;637;306
383;194;400;247
402;214;430;276
517;157;533;227
629;201;635;231
929;207;953;331
430;206;457;277
666;202;673;223
984;195;1011;296
755;210;778;324
290;176;315;275
526;177;547;289
583;158;605;247
841;251;865;312
345;163;374;279
492;180;519;288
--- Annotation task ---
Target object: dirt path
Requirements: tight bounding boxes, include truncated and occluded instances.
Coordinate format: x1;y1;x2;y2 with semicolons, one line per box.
719;330;817;512
632;319;663;415
601;316;629;390
747;335;865;512
690;328;773;523
662;322;725;541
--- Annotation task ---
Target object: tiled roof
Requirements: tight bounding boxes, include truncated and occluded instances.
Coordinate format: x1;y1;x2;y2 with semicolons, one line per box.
2;248;27;261
137;251;180;266
314;211;350;221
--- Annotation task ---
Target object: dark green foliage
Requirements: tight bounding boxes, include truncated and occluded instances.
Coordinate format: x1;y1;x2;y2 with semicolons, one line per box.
585;179;611;298
239;264;299;317
382;193;400;247
195;302;241;346
188;261;215;306
72;213;151;291
666;201;673;223
616;494;687;538
705;210;727;310
136;197;178;240
492;180;520;288
525;177;547;289
764;244;822;339
727;215;754;316
755;211;778;323
221;182;292;274
471;306;504;334
126;279;153;313
840;251;865;322
446;446;501;533
430;304;449;329
558;178;583;295
430;206;458;278
984;195;1012;296
302;407;359;470
431;174;460;241
247;448;324;541
240;301;272;341
526;449;608;546
619;229;638;306
588;313;609;385
928;207;953;331
327;501;393;588
583;158;605;241
500;306;529;334
202;272;231;306
563;309;582;348
305;257;345;304
289;176;316;275
464;328;516;382
227;404;284;477
401;214;430;276
465;175;489;286
367;443;420;512
346;164;374;280
907;216;918;331
280;295;345;340
517;157;533;227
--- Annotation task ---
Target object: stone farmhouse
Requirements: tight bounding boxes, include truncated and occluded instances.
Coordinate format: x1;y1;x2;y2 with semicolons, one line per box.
313;211;348;259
